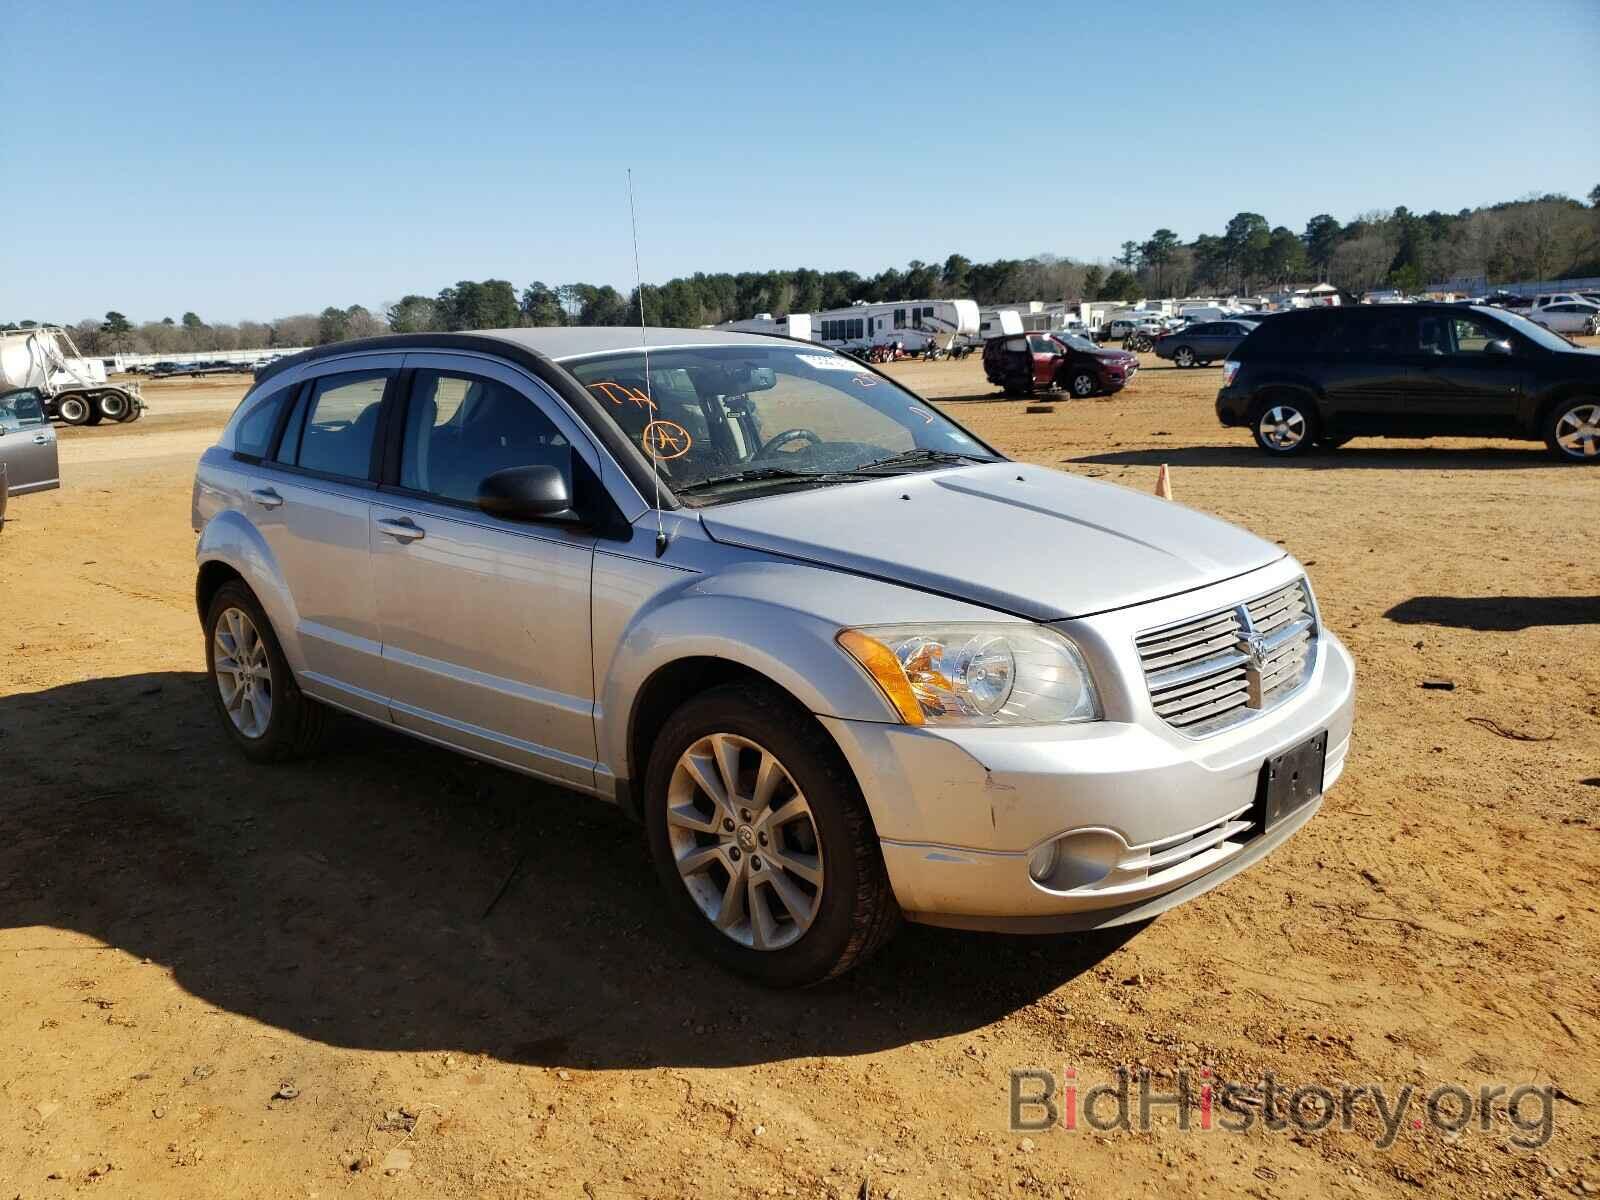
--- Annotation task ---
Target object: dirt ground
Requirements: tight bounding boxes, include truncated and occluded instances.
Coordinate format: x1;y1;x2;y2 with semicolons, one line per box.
2;351;1597;1199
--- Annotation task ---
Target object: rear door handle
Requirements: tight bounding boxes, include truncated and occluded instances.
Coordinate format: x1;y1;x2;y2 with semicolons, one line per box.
249;487;284;509
33;434;49;444
376;517;425;543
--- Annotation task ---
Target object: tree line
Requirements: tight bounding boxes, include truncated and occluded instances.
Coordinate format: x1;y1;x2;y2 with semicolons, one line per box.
13;186;1597;355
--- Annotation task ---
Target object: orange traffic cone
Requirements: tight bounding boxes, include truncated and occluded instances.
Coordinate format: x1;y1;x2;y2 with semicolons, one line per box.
1155;463;1173;501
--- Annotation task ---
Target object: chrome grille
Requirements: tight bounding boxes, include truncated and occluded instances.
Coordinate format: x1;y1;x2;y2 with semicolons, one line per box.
1137;579;1317;736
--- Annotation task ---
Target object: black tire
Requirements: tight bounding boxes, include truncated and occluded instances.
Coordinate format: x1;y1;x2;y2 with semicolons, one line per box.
1250;396;1320;457
94;391;130;422
203;580;328;763
1173;345;1196;368
57;394;92;426
119;397;143;423
643;683;900;987
1543;396;1600;463
1067;369;1099;398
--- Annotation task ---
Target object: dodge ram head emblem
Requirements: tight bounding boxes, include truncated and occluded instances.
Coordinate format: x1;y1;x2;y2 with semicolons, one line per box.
1244;633;1270;672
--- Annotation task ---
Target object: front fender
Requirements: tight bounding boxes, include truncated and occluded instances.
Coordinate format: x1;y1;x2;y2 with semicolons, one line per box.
598;595;898;781
195;510;306;674
594;556;1017;784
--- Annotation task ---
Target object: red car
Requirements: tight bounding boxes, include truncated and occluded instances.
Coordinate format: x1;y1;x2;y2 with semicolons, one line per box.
983;332;1138;398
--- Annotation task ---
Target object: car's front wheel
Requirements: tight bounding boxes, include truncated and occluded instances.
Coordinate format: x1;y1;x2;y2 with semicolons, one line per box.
1173;346;1196;368
204;581;328;762
1068;369;1098;397
1251;397;1319;456
644;683;899;987
1546;397;1600;462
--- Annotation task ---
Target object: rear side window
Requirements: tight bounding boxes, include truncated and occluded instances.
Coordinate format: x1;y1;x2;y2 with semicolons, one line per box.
1244;314;1324;354
1364;312;1416;354
233;388;290;458
282;370;388;480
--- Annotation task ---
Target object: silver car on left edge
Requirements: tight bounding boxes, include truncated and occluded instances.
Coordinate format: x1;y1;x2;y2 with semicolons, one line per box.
192;328;1355;986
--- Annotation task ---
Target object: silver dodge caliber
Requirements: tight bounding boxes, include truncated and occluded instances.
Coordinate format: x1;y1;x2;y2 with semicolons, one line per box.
192;328;1354;986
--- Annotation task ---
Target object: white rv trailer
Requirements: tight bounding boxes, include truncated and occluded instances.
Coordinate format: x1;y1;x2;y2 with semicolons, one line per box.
811;299;979;351
715;312;813;342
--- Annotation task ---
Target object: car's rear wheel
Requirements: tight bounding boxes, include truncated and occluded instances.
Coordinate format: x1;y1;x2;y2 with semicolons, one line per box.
1068;369;1098;398
1251;397;1319;456
56;394;92;425
204;581;328;762
1173;346;1195;368
643;683;899;987
1546;398;1600;462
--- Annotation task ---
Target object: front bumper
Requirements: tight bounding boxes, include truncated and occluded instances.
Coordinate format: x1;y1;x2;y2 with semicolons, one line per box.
819;568;1355;932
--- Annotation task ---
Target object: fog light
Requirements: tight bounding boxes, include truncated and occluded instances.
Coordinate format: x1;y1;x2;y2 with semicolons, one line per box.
1026;830;1125;892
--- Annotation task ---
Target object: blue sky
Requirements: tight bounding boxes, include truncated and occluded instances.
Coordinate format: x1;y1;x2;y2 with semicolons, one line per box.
6;0;1597;323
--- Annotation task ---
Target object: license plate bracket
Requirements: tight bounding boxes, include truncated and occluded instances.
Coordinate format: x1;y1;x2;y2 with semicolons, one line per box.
1255;731;1327;833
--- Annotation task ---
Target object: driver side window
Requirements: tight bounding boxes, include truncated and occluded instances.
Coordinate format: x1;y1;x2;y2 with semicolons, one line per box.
400;370;570;505
0;389;47;433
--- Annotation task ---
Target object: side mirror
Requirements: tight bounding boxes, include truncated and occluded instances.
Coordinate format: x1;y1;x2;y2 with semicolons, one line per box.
476;464;580;523
1484;338;1513;356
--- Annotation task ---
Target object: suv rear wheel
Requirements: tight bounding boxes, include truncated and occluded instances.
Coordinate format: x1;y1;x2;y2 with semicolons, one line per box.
1546;398;1600;462
1173;346;1196;368
1251;397;1319;456
204;581;328;762
643;683;899;987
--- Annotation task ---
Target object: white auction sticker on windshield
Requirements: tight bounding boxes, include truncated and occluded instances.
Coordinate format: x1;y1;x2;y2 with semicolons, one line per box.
795;353;861;372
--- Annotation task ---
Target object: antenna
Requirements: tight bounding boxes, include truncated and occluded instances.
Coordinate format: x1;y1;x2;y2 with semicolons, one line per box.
627;168;668;557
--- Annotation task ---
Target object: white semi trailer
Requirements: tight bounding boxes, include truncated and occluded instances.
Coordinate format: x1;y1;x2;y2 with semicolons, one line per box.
0;325;145;425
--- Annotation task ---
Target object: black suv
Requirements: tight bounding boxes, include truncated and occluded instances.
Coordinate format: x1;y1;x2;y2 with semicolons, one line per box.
1216;303;1600;461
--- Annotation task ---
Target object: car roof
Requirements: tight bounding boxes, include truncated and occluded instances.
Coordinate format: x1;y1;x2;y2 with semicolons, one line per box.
251;325;803;388
480;326;800;361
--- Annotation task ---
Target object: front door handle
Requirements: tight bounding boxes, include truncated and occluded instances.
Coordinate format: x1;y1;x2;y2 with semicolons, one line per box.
376;517;425;543
33;434;50;444
249;487;284;509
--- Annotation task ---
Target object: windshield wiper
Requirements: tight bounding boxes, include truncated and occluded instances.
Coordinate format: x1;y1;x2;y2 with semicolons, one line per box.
673;467;864;496
855;447;997;473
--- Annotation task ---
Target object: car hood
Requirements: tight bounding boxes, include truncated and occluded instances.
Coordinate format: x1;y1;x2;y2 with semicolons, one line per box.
1093;348;1136;363
697;463;1284;620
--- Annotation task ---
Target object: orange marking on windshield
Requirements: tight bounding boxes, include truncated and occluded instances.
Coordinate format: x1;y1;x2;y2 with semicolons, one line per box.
587;380;657;410
641;419;692;460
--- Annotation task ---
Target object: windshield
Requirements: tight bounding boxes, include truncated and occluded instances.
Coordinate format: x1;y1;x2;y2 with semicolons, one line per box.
1482;306;1589;353
564;344;1000;503
1058;335;1098;352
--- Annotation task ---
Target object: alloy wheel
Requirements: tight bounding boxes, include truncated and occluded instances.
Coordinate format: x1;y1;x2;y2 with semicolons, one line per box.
1175;347;1194;367
666;733;824;951
1554;403;1600;459
1258;405;1307;451
1072;373;1096;397
213;606;273;738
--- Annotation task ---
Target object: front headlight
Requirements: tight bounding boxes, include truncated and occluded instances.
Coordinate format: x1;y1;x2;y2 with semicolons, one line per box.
837;624;1100;727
